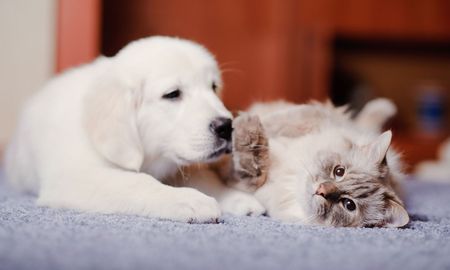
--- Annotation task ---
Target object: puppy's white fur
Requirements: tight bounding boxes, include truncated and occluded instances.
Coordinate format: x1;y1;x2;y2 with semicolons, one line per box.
5;36;263;222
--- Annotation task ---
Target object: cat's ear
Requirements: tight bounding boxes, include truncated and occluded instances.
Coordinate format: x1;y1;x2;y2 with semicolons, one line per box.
368;131;392;164
384;200;409;228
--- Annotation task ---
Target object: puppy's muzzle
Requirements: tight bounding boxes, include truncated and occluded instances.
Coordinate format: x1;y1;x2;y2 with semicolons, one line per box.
210;117;232;142
209;117;233;156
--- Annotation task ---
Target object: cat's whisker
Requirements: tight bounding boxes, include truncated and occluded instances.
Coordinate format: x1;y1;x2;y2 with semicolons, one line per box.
251;143;268;148
302;213;320;224
235;167;253;177
251;146;269;150
176;165;188;185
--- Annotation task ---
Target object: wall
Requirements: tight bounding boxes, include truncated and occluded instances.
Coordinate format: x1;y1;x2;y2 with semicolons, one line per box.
101;0;310;111
0;0;56;145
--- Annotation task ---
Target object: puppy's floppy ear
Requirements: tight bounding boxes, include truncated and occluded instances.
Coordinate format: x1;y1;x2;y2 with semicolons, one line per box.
84;71;144;171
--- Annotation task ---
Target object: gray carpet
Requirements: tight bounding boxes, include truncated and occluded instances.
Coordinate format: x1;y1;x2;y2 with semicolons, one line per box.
1;169;449;270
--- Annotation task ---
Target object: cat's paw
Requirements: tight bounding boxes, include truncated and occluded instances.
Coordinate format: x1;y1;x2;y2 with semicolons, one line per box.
219;190;266;217
231;114;269;191
364;98;397;119
356;98;397;131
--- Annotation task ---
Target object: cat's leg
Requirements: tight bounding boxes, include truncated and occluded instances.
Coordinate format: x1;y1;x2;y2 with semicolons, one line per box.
182;167;266;217
37;168;221;223
254;175;309;223
225;114;270;192
355;98;397;132
252;139;313;224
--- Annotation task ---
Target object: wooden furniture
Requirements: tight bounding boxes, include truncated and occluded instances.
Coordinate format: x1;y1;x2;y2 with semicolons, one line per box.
58;0;450;170
102;0;450;108
56;0;101;72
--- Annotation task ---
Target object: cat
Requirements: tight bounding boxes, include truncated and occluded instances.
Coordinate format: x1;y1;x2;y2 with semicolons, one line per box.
225;98;409;227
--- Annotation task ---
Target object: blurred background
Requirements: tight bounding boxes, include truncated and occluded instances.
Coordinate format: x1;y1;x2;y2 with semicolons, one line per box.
1;0;449;170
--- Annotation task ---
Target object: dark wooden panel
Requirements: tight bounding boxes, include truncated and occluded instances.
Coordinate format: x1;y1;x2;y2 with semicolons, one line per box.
102;0;450;111
101;0;450;167
102;0;308;111
57;0;101;72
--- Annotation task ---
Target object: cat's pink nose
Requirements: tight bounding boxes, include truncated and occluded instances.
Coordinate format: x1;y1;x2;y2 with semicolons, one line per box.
315;182;337;197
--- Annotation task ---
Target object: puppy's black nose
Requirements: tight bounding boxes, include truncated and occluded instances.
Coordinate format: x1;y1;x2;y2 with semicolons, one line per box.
210;117;232;141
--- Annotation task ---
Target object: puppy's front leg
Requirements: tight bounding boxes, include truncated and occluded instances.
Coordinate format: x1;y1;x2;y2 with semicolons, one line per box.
37;168;220;223
182;167;266;217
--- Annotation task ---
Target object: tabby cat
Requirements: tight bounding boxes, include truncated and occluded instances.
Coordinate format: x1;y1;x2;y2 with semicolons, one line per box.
227;99;409;227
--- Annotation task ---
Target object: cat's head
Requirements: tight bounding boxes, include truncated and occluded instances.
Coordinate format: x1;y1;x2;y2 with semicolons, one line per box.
306;131;409;228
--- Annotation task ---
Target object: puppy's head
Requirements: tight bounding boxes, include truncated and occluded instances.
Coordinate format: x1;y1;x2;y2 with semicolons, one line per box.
85;37;232;171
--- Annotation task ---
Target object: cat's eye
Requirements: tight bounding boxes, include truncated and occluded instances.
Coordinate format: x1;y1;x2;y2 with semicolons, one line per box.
341;198;356;211
162;89;181;100
212;82;218;92
333;165;346;179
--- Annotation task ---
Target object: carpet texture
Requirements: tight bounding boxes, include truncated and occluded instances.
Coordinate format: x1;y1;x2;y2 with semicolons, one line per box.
1;170;449;270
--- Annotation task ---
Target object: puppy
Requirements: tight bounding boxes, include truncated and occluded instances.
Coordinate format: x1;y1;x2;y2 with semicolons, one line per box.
5;36;264;222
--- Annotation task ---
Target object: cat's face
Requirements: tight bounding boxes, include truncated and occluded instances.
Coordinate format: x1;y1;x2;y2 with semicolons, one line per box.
305;131;409;227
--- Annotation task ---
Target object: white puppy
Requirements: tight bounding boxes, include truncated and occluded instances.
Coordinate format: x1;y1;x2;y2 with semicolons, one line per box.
5;36;264;222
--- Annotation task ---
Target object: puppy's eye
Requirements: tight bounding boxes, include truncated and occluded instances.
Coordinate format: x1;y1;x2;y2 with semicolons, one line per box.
341;198;356;211
333;165;346;179
162;89;181;100
212;82;218;92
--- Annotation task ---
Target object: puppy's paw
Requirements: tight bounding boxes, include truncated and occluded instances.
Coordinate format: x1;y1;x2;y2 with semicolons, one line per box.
231;114;269;191
159;187;221;223
219;190;266;217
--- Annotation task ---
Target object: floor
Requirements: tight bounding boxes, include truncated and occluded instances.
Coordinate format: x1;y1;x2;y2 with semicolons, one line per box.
1;170;449;270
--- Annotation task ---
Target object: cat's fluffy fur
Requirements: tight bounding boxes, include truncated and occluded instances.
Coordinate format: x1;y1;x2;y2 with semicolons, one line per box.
228;98;409;227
